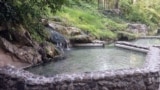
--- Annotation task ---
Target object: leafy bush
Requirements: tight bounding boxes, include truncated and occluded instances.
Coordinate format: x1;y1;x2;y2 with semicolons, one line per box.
0;0;66;42
120;0;160;30
56;0;127;40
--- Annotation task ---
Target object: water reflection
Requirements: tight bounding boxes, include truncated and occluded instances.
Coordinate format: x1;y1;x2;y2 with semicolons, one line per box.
27;46;145;76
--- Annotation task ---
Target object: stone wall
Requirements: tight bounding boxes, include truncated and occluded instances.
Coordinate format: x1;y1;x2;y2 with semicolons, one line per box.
115;41;149;53
0;47;160;90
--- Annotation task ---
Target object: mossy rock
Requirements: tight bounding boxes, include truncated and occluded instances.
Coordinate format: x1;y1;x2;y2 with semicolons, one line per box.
116;31;137;40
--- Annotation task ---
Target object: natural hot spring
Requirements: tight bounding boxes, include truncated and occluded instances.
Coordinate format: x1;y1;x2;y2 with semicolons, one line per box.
27;46;146;76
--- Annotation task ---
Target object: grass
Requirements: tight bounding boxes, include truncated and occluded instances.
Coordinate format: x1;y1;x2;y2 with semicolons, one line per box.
55;4;127;39
44;0;160;40
27;0;160;42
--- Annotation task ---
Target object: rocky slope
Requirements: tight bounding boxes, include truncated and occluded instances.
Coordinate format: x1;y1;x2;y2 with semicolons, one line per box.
0;23;61;68
0;17;94;68
0;18;150;69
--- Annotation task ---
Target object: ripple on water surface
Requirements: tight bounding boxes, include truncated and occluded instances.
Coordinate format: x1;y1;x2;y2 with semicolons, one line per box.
27;46;146;76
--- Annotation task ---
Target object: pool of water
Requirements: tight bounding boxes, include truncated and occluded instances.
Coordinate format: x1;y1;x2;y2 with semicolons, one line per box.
132;39;160;47
27;46;145;76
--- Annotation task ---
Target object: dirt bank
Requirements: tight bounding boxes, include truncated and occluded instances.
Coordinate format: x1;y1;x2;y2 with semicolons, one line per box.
0;48;29;69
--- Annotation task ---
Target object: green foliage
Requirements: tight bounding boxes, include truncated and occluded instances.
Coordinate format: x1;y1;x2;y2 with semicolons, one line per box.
120;0;160;29
56;0;127;39
117;31;137;40
2;0;159;41
0;0;66;42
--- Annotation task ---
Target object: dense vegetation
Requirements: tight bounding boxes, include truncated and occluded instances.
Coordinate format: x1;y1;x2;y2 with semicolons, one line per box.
0;0;66;42
55;0;160;40
0;0;160;41
56;0;125;39
120;0;160;34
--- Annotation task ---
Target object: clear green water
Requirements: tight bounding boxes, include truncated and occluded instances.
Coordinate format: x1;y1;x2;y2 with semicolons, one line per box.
27;46;145;76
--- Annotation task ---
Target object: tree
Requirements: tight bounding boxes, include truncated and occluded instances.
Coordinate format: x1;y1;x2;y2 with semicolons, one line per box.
98;0;120;10
115;0;120;9
0;0;66;41
98;0;104;9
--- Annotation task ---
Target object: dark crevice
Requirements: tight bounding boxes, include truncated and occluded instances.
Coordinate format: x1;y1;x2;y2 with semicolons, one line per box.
0;30;17;42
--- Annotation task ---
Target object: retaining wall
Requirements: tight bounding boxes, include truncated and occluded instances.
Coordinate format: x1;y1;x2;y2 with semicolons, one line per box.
140;36;160;39
115;41;149;53
0;47;160;90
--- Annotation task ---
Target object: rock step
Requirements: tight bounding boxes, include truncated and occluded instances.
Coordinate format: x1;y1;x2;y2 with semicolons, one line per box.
115;41;149;53
139;36;160;39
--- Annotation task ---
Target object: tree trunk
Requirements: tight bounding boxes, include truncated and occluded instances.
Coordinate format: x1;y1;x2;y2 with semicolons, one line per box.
132;0;137;4
98;0;104;9
115;0;119;9
98;0;119;10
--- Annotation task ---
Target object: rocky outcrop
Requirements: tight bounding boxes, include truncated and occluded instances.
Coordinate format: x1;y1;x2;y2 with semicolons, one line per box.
103;9;121;15
127;23;148;36
47;20;94;44
116;23;148;40
0;47;30;68
0;36;62;66
48;21;69;35
117;31;137;40
70;34;92;43
0;36;41;64
0;23;62;67
11;24;34;46
66;27;83;36
39;42;60;62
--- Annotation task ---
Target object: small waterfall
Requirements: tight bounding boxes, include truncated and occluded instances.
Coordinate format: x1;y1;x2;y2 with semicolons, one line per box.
45;26;71;58
66;44;70;50
56;44;64;55
65;39;71;50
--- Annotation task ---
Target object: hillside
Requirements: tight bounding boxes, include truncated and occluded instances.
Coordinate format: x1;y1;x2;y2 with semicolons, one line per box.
49;0;160;40
0;0;160;67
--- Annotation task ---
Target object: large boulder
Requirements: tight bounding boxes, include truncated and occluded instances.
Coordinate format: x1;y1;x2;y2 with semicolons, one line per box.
66;27;83;36
70;34;92;43
48;21;68;35
127;23;148;36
